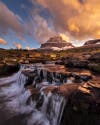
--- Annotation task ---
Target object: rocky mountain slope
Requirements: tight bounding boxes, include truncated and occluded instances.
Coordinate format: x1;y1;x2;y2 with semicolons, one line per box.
84;39;100;46
40;36;74;50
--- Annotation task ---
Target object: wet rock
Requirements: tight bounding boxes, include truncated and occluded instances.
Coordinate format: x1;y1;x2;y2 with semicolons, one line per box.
47;71;53;83
42;84;79;97
0;63;20;77
70;78;100;113
63;57;88;68
21;69;37;77
25;72;100;125
88;53;100;63
88;63;100;73
55;60;64;65
60;78;100;125
22;64;92;88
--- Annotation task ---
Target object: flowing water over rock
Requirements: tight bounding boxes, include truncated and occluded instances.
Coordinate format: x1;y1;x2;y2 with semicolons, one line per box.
0;64;68;125
22;64;92;88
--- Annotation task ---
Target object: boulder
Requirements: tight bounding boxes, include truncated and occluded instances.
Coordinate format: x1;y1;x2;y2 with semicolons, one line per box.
61;78;100;125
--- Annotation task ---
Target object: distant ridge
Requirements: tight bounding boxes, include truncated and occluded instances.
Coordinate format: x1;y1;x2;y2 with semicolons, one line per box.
84;39;100;46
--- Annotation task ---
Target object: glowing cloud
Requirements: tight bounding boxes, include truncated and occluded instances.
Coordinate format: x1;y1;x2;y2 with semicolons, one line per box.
0;38;7;45
59;33;70;42
13;42;22;49
35;0;100;40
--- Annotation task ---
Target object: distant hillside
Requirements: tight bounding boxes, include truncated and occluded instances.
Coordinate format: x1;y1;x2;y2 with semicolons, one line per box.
84;39;100;46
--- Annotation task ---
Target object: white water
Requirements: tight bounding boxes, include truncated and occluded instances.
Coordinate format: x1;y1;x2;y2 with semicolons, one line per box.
0;65;66;125
40;92;66;125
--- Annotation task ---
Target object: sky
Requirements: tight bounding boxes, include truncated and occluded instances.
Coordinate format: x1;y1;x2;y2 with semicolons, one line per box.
0;0;100;49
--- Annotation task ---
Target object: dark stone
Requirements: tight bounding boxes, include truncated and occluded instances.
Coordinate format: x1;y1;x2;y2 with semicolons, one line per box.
0;63;20;77
88;53;100;63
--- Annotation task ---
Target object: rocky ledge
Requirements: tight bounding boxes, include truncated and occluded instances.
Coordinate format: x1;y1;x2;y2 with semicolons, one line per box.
84;39;100;46
22;63;100;125
61;77;100;125
0;63;20;77
26;77;100;125
22;64;92;87
56;52;100;73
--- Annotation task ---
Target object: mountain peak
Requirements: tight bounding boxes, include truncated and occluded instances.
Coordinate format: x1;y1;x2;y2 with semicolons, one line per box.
40;35;74;50
47;35;66;43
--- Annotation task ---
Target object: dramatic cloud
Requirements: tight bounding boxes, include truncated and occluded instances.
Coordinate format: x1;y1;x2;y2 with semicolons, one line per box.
0;2;23;35
26;46;30;50
32;0;100;40
0;0;100;48
0;38;7;45
59;33;70;42
31;15;55;43
13;42;22;49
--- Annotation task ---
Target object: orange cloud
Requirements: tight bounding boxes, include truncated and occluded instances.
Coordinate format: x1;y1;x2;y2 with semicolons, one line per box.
35;0;100;40
13;42;22;49
0;38;7;45
59;33;70;42
26;46;30;50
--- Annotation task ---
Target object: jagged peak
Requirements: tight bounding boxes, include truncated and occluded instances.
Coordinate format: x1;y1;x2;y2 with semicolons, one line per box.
46;35;65;43
40;35;74;50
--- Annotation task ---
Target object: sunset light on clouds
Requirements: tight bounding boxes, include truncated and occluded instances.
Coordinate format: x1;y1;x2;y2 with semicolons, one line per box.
0;0;100;48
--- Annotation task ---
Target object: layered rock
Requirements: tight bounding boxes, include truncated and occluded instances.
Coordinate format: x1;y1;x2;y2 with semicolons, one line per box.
26;73;100;125
88;52;100;63
21;64;100;125
40;36;74;50
60;76;100;125
84;39;100;46
22;64;92;87
58;52;100;73
62;57;89;68
0;63;20;77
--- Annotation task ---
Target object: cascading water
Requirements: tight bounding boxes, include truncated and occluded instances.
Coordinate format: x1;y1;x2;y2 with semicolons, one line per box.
40;92;66;125
0;64;67;125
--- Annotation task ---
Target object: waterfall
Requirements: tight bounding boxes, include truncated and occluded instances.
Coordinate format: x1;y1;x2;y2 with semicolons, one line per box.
0;64;67;125
39;92;66;125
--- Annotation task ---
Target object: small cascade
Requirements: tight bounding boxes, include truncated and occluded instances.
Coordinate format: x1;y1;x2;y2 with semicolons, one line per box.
22;65;69;87
0;65;67;125
41;92;66;125
32;91;66;125
0;64;92;125
22;64;91;88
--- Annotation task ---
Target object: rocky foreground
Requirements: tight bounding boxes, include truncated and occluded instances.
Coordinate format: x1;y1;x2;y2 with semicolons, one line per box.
21;62;100;125
0;38;100;125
